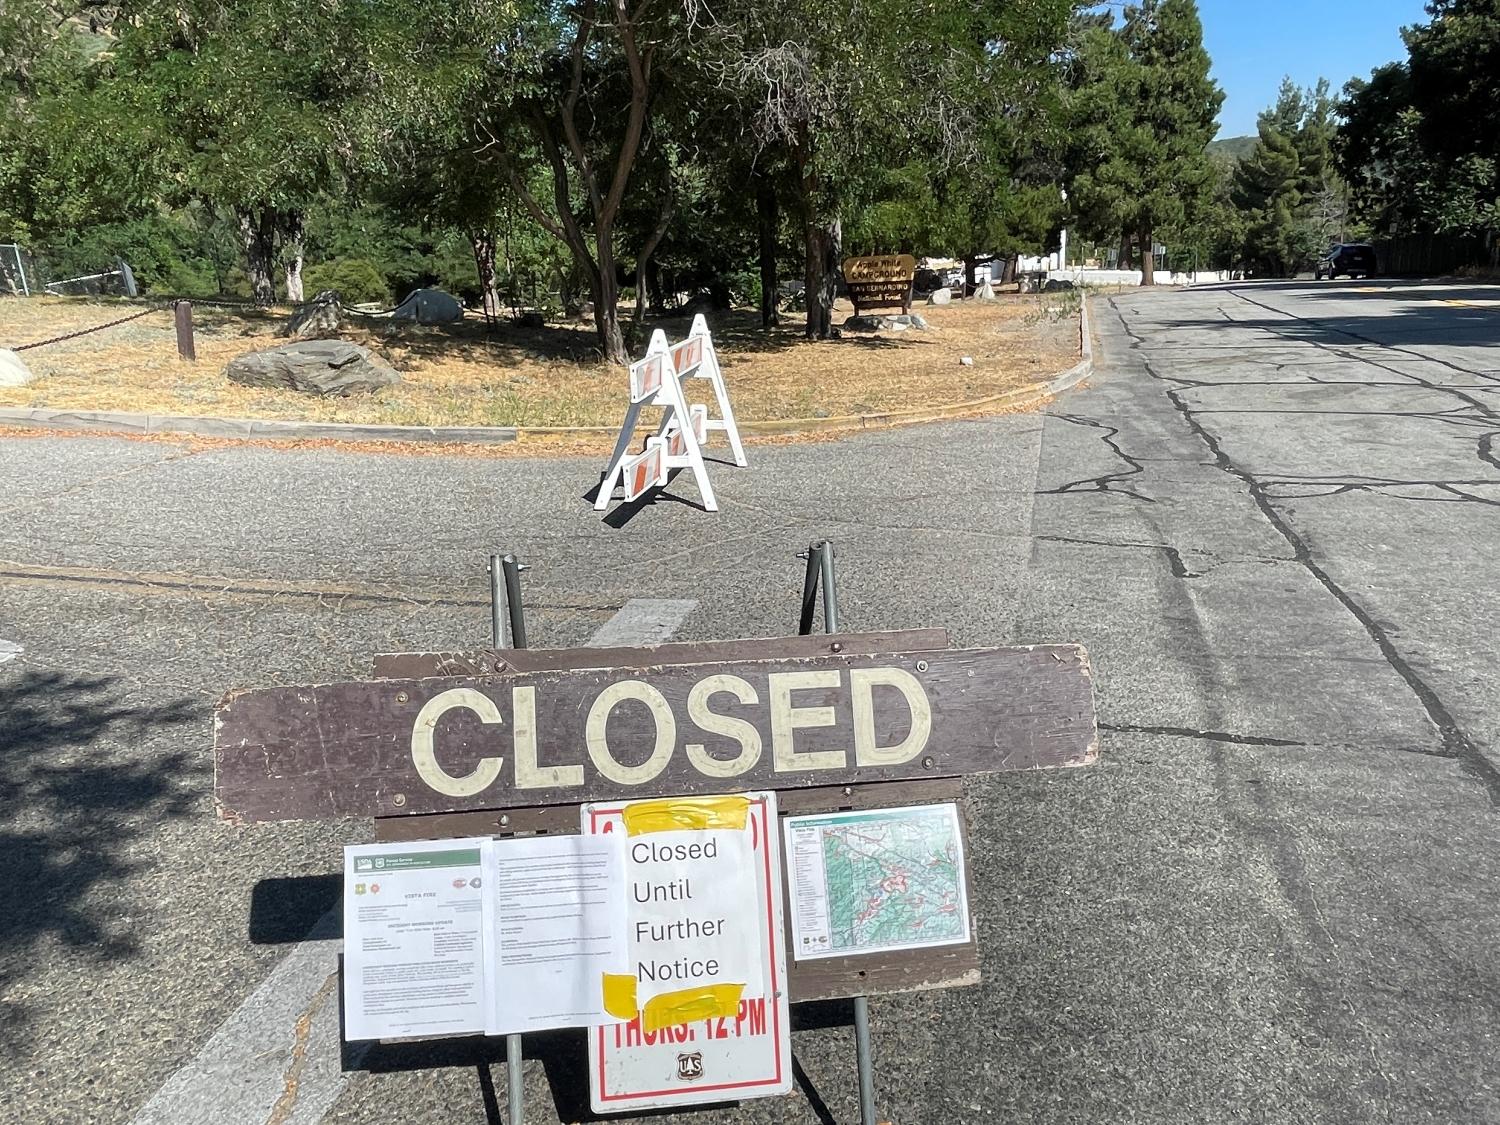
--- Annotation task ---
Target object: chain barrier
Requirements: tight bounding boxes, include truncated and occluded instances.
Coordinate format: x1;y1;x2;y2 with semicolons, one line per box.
7;292;281;353
11;305;163;352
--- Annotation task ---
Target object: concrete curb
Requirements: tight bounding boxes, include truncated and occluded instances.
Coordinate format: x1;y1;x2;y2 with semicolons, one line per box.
0;408;519;444
0;299;1091;446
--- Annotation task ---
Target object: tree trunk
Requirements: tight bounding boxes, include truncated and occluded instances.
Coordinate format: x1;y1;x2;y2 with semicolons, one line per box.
283;212;305;304
646;259;665;314
817;217;840;335
1117;230;1134;271
633;182;676;330
963;254;978;298
468;229;501;325
792;133;840;340
593;232;628;364
1139;223;1156;286
802;218;842;340
237;207;277;307
757;179;779;327
634;262;651;328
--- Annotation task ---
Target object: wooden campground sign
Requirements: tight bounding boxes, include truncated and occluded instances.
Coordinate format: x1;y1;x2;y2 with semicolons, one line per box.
214;642;1096;824
842;253;916;315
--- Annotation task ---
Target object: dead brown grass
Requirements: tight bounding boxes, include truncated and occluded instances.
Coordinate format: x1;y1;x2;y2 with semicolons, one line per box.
1;295;1078;431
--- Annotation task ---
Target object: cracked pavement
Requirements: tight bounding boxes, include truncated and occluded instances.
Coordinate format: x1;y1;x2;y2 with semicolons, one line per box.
4;277;1500;1123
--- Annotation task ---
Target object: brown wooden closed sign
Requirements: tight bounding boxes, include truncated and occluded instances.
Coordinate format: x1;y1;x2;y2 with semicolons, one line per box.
214;645;1096;823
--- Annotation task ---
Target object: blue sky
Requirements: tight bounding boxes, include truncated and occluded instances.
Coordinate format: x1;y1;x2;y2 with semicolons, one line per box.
1199;0;1430;137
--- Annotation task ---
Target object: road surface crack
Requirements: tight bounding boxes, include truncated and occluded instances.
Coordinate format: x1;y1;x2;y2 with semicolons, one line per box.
1109;296;1500;805
1035;412;1155;502
1033;533;1198;577
1101;722;1304;747
264;970;338;1125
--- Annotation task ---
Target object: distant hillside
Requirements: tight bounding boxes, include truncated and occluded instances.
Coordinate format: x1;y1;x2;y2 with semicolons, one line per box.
1208;135;1257;161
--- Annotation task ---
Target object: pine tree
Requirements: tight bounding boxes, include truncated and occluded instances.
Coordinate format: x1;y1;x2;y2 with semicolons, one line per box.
1233;121;1303;274
1065;0;1222;285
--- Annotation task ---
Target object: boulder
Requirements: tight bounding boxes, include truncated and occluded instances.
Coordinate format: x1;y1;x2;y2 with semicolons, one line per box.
0;348;34;387
843;314;907;333
279;289;347;339
1042;278;1076;292
225;340;401;396
890;313;929;329
390;288;463;324
974;280;997;301
926;287;952;306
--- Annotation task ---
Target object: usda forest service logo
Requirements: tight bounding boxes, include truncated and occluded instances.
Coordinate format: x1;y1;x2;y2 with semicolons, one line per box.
675;1052;703;1082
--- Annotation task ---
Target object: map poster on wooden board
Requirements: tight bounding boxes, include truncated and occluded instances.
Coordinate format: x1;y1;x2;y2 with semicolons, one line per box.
583;791;792;1114
783;803;972;960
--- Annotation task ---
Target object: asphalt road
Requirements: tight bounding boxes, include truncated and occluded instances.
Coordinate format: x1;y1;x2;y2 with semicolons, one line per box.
3;278;1500;1125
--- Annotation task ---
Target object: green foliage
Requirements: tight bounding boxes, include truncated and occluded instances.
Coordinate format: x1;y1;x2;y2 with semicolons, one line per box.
1064;0;1225;272
35;207;238;294
302;258;392;305
1339;1;1500;239
1227;79;1345;275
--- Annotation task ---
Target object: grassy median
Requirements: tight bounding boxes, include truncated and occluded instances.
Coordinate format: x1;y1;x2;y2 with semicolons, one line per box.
1;295;1079;432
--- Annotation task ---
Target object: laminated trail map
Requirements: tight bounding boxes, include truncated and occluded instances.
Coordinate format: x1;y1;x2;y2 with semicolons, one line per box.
783;803;971;960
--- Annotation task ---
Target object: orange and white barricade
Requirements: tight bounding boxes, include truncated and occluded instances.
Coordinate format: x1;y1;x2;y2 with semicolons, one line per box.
595;315;746;513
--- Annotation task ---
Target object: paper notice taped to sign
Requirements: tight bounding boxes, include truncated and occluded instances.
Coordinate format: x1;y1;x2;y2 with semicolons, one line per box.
343;839;489;1041
583;792;791;1113
486;833;630;1034
343;834;632;1041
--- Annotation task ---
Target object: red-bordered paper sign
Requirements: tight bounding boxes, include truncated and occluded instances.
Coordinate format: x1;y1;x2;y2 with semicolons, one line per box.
583;792;791;1113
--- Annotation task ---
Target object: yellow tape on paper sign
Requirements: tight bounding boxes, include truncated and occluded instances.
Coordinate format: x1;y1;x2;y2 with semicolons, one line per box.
621;795;750;835
602;973;638;1020
641;983;746;1033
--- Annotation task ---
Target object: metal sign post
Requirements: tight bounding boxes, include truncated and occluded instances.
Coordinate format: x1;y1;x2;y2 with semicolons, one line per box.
488;553;529;1125
797;540;878;1125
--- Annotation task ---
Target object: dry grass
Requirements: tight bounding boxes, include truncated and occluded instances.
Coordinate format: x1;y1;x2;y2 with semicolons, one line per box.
0;295;1078;432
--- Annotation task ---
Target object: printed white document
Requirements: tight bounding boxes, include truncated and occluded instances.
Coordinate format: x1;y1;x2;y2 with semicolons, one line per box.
342;838;488;1040
485;834;629;1033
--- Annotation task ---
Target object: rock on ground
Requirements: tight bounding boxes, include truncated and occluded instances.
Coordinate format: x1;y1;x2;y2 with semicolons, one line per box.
224;340;401;396
927;288;952;306
279;290;348;339
843;313;929;333
0;348;34;387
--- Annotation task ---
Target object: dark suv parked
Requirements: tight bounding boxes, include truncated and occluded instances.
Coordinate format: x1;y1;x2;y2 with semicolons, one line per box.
1315;243;1377;280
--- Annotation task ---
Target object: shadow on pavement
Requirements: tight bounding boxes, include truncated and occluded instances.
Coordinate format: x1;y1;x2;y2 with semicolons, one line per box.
345;1000;853;1122
248;873;341;944
0;667;199;1050
1145;280;1500;356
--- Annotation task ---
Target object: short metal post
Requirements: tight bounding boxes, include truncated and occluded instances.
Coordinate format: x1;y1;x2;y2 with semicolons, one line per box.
488;555;511;649
174;300;196;362
487;554;527;1123
506;1041;523;1125
853;995;877;1125
809;541;876;1125
502;555;527;650
797;543;823;636
817;540;839;635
